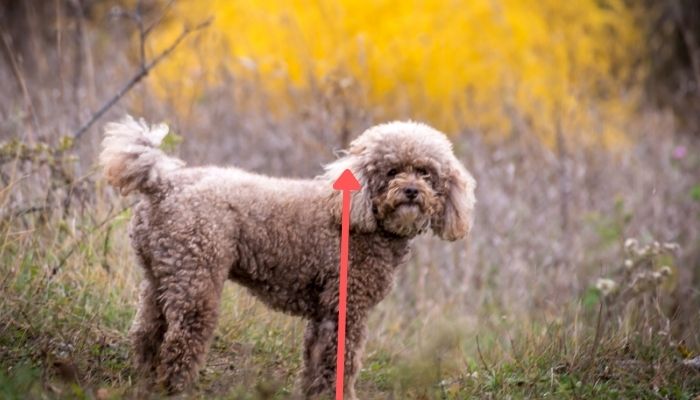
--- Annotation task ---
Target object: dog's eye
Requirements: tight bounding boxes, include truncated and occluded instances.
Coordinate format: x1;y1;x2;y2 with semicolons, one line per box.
387;168;398;177
416;167;430;177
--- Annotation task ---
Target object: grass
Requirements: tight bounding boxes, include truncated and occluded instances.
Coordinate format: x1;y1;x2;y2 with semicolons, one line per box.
1;204;698;399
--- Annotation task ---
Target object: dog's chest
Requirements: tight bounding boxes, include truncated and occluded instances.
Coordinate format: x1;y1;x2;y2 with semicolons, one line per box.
348;236;411;304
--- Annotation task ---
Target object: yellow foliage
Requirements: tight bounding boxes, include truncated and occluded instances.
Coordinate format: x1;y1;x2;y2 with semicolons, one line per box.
149;0;646;144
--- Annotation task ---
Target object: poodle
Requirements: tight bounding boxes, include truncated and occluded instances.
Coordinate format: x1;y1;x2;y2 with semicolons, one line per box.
99;116;476;398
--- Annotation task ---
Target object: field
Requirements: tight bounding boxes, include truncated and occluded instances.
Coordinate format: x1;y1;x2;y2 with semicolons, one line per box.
1;1;700;399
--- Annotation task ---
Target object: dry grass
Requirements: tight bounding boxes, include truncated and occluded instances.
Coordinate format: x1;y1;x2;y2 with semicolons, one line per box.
1;4;700;399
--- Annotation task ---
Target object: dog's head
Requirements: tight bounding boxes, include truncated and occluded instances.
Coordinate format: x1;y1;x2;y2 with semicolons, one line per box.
324;122;476;240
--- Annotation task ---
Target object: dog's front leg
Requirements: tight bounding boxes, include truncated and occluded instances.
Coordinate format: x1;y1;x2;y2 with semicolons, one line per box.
300;313;367;400
300;318;336;397
342;311;368;400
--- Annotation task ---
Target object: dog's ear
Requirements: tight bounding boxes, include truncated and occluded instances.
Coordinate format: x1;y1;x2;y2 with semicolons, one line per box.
431;155;476;241
322;152;377;233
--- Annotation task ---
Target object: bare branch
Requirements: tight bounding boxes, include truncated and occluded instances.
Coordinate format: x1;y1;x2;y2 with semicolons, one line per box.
671;0;700;86
71;16;213;140
144;0;177;38
0;27;40;137
0;205;50;221
148;18;213;72
136;0;146;70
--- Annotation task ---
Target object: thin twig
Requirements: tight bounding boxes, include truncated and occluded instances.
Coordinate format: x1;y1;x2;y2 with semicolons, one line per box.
70;0;85;126
144;0;177;37
135;0;146;70
0;205;50;221
582;301;605;382
72;17;213;140
0;27;40;136
671;0;700;88
50;202;132;277
475;335;493;376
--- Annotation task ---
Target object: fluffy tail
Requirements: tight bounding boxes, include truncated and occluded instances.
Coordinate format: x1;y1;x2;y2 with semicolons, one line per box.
99;115;184;196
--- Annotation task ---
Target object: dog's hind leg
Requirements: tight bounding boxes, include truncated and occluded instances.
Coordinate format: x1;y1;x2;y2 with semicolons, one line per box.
155;264;225;393
129;279;166;376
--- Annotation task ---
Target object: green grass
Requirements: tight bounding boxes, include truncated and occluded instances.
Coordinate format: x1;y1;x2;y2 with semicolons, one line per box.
1;209;698;399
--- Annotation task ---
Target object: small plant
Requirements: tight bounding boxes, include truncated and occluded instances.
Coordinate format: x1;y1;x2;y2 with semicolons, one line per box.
591;237;681;351
594;238;677;306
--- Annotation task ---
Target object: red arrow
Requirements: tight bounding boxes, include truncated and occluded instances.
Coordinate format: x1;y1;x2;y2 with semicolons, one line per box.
332;169;361;400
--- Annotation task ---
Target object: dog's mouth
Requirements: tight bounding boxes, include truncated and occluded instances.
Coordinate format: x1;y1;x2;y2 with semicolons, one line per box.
374;201;422;218
378;200;431;238
392;201;425;220
395;199;421;210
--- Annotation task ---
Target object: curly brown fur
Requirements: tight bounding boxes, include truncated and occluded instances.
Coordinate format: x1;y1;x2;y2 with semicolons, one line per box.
99;116;476;398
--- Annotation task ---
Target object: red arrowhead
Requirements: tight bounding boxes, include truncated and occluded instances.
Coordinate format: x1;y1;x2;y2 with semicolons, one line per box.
333;169;361;191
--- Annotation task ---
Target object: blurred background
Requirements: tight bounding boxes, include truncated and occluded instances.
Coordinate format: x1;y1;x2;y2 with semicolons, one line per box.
1;0;699;398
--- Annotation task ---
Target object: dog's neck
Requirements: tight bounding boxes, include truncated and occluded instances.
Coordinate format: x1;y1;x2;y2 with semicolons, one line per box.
375;227;413;243
349;226;413;248
365;228;414;262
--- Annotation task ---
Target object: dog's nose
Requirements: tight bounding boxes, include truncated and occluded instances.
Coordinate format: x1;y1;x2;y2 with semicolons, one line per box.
403;187;418;200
